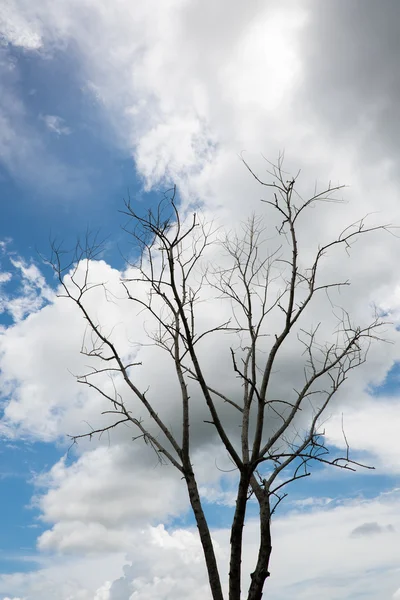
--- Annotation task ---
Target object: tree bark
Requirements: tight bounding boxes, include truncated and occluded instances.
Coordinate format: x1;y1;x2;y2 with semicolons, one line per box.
247;497;272;600
184;468;225;600
229;470;251;600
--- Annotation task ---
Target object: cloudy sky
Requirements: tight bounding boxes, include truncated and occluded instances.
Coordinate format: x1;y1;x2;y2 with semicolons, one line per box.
1;1;400;599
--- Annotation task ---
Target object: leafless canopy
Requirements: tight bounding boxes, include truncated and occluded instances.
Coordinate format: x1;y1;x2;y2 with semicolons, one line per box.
49;157;392;600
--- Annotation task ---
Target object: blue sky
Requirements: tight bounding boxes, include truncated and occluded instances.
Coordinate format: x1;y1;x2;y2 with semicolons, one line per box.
0;43;161;270
0;442;60;573
1;2;400;600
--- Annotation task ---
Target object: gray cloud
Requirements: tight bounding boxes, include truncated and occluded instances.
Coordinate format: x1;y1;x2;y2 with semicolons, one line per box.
298;1;400;166
350;521;395;538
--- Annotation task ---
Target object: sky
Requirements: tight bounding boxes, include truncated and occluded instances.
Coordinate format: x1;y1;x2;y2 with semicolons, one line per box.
1;1;400;598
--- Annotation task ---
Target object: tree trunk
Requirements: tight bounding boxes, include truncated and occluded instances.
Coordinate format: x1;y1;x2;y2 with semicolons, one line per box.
247;498;272;600
229;470;251;600
185;468;225;600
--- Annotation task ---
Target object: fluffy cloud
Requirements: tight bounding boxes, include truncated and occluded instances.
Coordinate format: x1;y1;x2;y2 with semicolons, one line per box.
34;444;188;553
0;554;124;600
325;397;400;473
0;0;42;49
262;489;400;599
108;525;215;600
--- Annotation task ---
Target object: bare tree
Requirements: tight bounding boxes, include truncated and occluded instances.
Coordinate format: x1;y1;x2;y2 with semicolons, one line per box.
49;157;392;600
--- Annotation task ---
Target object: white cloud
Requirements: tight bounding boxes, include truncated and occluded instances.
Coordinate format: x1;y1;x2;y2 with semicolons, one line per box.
5;258;54;321
108;525;216;600
34;444;188;553
0;272;12;283
0;554;124;600
94;582;111;600
0;0;43;49
0;254;56;323
262;489;400;599
324;396;400;473
41;115;71;136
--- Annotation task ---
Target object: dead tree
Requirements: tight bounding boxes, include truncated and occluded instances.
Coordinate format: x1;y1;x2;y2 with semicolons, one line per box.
49;157;391;600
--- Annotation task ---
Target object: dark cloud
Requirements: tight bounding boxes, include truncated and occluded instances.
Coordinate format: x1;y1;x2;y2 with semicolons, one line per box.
350;521;395;537
297;0;400;164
